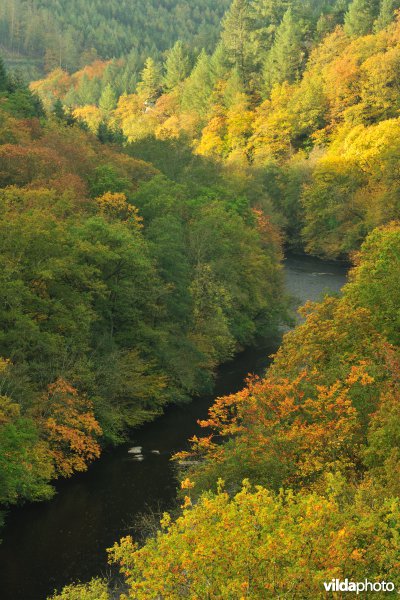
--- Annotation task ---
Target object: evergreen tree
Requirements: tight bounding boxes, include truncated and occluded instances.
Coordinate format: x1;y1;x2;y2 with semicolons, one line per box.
164;41;191;91
263;8;303;94
0;57;8;92
99;83;117;114
63;86;79;108
52;99;76;126
137;57;162;103
221;0;254;85
344;0;380;36
374;0;397;31
250;0;290;59
77;74;93;105
224;69;245;108
87;77;102;105
210;42;230;81
53;98;66;120
97;121;125;144
76;73;101;107
181;50;214;116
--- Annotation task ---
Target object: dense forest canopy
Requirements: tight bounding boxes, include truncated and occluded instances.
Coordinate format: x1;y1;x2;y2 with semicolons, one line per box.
0;58;285;517
30;0;400;259
1;0;400;597
51;224;400;598
0;0;230;76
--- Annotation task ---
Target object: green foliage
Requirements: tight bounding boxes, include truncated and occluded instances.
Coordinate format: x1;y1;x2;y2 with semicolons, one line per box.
0;61;44;118
375;0;399;31
301;156;366;257
0;1;230;72
99;84;117;114
0;58;7;92
0;59;285;513
264;8;304;93
181;50;215;117
0;409;55;505
344;0;380;36
164;42;191;91
221;0;254;84
137;58;162;103
88;165;131;197
344;222;400;345
49;578;110;600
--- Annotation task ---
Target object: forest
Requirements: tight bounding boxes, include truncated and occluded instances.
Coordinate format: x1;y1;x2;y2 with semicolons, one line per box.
31;0;400;260
0;57;285;517
0;0;230;76
0;0;400;598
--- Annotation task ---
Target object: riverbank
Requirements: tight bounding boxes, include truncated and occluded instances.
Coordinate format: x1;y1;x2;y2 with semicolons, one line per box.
0;255;348;600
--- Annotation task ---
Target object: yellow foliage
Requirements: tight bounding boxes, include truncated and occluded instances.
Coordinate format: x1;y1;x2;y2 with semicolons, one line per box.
107;482;400;599
73;105;103;132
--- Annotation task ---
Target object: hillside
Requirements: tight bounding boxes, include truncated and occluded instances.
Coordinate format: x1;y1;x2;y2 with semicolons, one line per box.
1;0;400;598
0;59;285;516
31;0;400;259
0;0;231;78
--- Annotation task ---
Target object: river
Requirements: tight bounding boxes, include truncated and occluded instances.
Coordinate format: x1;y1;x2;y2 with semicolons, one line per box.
0;254;348;600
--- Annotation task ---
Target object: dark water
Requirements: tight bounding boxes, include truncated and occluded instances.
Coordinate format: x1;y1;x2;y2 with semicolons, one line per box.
0;255;347;600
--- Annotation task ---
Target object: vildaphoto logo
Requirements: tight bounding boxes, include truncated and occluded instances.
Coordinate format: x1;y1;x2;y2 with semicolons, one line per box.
323;579;396;594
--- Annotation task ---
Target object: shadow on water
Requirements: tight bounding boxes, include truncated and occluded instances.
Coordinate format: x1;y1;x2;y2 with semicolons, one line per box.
0;255;348;600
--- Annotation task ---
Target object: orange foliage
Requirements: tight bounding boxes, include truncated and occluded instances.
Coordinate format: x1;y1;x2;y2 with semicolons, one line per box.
73;60;111;83
39;378;102;478
96;192;143;229
0;144;64;187
178;364;375;486
252;208;283;255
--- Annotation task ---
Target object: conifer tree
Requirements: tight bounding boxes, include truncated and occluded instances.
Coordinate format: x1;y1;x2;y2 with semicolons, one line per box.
224;69;245;108
344;0;380;36
374;0;397;31
0;57;8;92
263;8;303;94
99;83;117;114
77;74;93;105
53;98;66;120
181;50;214;116
210;42;230;81
63;85;78;108
164;41;190;91
221;0;254;85
137;57;162;103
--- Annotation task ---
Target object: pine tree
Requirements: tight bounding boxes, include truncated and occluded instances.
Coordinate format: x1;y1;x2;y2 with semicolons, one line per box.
263;8;303;94
221;0;254;85
224;69;245;108
344;0;380;36
0;57;8;92
64;85;79;108
99;83;117;114
77;74;93;105
137;57;162;103
181;50;214;116
53;98;66;120
250;0;291;58
210;42;230;81
164;41;191;91
374;0;397;31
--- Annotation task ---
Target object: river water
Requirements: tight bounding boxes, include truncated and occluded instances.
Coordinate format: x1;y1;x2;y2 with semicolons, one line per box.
0;254;348;600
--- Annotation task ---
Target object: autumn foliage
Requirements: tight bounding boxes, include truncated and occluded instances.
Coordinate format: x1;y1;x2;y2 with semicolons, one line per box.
100;223;400;599
38;379;102;478
0;58;285;515
2;2;400;596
